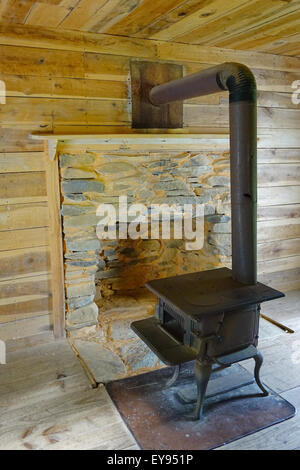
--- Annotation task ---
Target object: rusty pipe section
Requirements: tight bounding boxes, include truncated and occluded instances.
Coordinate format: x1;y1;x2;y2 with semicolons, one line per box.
150;63;257;285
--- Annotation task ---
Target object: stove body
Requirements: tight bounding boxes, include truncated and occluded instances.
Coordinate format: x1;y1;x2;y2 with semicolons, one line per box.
132;268;283;420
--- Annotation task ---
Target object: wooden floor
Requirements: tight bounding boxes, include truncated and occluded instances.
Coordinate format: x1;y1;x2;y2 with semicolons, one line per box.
0;330;138;450
0;290;299;450
220;289;300;450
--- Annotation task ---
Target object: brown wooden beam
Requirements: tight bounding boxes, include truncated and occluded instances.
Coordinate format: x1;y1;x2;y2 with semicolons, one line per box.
130;60;183;129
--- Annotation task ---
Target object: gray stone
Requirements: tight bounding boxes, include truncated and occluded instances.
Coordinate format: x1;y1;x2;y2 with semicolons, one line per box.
207;175;230;187
64;225;96;239
62;205;95;216
95;269;119;280
197;188;230;201
153;195;197;205
59;153;95;168
64;264;99;274
120;341;157;371
66;281;96;299
154;180;190;191
64;273;94;283
62;180;104;194
211;222;231;233
185;166;212;176
206;214;230;223
103;249;116;257
215;245;232;256
211;152;228;160
64;269;92;280
135;189;155;201
61;168;95;179
208;233;231;246
63;194;87;202
72;340;125;382
67;295;94;310
63;214;100;227
113;184;131;191
96;162;136;175
66;238;100;252
182;154;211;166
64;252;97;259
67;302;98;325
204;205;215;215
165;189;195;197
67;259;98;267
150;160;171;167
109;319;138;341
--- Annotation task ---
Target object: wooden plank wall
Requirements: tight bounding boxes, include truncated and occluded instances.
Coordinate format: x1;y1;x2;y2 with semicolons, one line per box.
0;24;299;332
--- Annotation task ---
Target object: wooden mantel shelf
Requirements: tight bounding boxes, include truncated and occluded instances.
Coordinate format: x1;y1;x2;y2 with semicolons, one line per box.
30;132;230;160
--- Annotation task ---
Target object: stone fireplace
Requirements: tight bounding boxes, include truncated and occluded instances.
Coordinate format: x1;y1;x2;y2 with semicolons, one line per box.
34;134;231;383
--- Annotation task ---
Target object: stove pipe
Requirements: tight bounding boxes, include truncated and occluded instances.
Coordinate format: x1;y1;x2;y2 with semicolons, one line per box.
149;62;257;285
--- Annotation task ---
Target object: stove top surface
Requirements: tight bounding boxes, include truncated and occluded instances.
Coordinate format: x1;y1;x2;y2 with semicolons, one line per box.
146;267;284;320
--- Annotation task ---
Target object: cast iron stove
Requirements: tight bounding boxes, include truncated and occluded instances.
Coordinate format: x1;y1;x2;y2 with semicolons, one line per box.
131;267;284;420
130;62;285;420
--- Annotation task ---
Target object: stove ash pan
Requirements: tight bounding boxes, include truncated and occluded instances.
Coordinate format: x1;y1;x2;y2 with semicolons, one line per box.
131;62;285;421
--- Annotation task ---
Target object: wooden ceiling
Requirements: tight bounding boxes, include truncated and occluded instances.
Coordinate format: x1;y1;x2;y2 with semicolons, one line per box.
0;0;299;57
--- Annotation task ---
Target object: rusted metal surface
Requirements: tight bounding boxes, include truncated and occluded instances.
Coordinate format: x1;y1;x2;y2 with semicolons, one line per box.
106;363;296;450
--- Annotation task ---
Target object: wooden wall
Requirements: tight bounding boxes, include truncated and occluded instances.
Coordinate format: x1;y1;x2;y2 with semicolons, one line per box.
0;24;299;333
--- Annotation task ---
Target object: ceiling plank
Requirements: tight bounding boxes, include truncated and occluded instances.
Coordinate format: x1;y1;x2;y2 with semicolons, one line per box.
104;0;185;36
25;2;70;28
0;0;297;57
82;0;144;33
0;23;299;72
135;0;216;39
176;0;299;45
255;33;300;57
0;0;35;24
58;0;108;30
214;11;300;50
149;0;248;41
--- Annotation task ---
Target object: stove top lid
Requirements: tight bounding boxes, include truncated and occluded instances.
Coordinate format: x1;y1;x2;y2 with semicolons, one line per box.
146;267;284;320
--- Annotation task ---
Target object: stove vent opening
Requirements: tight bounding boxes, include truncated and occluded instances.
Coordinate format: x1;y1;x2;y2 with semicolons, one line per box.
160;304;185;343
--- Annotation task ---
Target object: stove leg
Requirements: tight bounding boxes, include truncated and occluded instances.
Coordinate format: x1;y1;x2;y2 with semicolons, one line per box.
193;360;212;420
165;364;181;388
254;351;268;396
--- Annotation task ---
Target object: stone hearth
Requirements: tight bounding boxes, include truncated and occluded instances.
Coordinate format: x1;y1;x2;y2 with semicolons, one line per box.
58;144;231;383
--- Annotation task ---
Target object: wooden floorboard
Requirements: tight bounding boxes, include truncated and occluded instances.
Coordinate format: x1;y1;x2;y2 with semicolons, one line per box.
0;339;136;450
0;289;299;450
219;289;300;450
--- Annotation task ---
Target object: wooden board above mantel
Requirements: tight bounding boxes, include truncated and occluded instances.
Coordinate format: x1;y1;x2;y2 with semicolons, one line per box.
30;132;231;160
